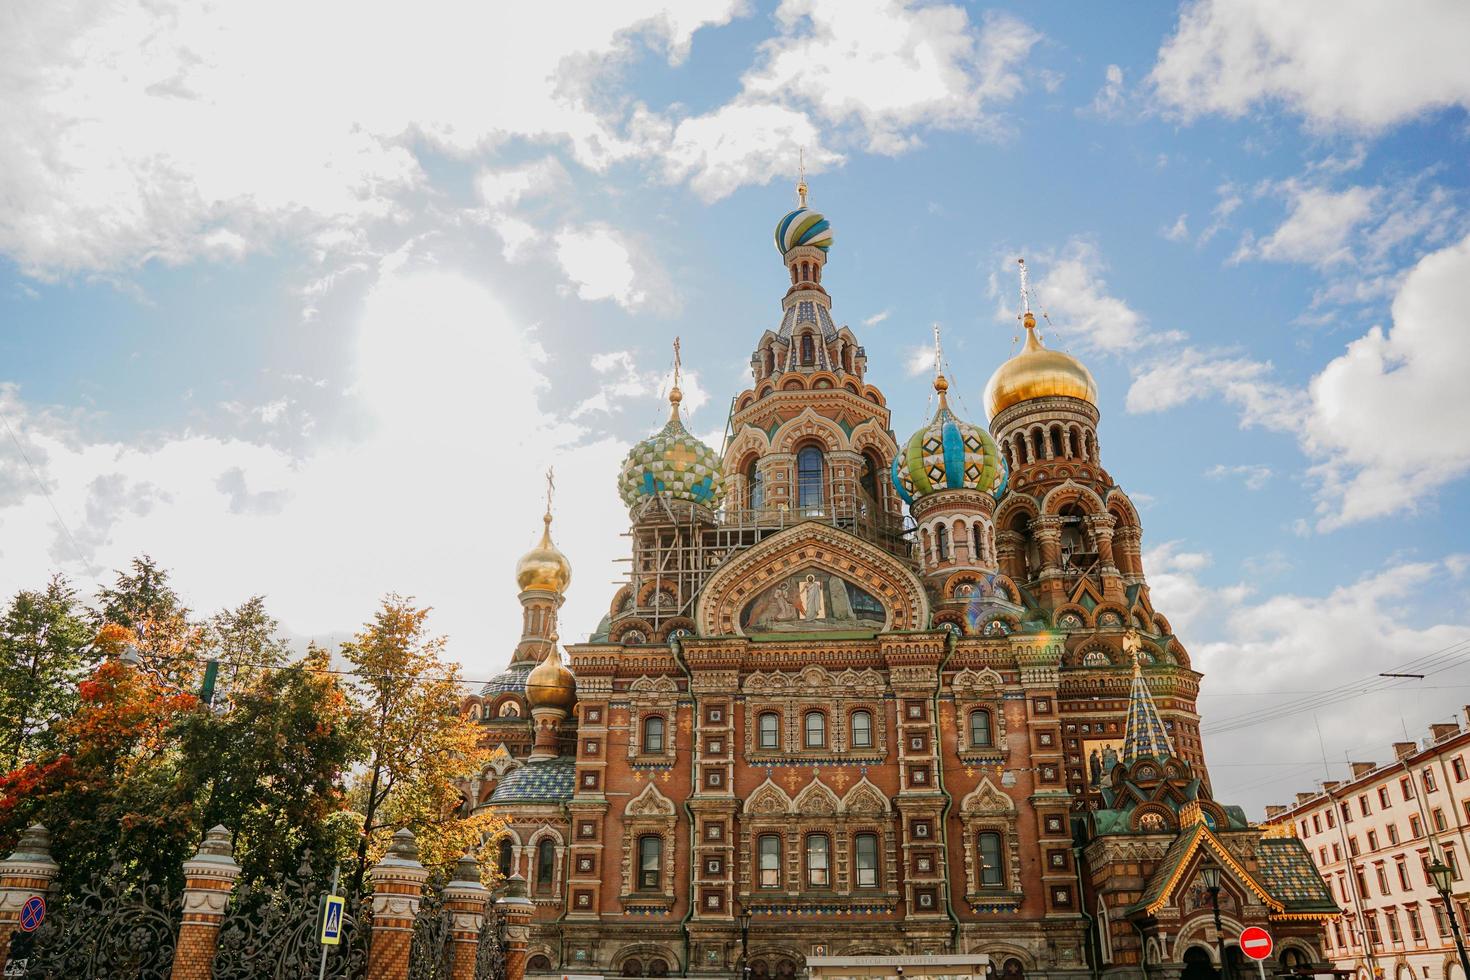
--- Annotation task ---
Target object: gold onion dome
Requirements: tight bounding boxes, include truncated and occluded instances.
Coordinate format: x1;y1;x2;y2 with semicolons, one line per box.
515;511;572;594
526;637;577;712
983;312;1098;420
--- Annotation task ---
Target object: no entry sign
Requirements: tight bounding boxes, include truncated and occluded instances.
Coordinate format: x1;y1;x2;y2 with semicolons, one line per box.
1240;927;1273;961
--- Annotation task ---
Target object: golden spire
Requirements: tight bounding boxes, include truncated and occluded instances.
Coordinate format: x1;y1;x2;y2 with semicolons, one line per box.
667;336;683;423
982;256;1098;418
1018;257;1039;342
796;147;808;208
515;467;572;594
932;323;950;410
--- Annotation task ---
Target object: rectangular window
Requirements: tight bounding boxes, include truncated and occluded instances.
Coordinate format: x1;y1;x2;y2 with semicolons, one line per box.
1349;836;1360;856
979;831;1004;887
1365;912;1382;946
804;711;826;748
1424;768;1437;793
1342;802;1354;823
1360;794;1372;816
758;712;779;750
1327;808;1336;828
1435;809;1449;832
1376;863;1391;894
1464;799;1470;823
638;836;662;890
1402;775;1416;800
1447;846;1462;880
1434;902;1453;938
1385;910;1402;943
1311;814;1321;834
1408;906;1425;942
854;833;878;888
758;835;781;888
1388;824;1400;845
1333;843;1343;861
850;710;873;748
1380;786;1393;809
1410;814;1424;838
806;834;830;887
1356;867;1371;897
1368;830;1379;850
1319;847;1328;865
1456;757;1468;782
1398;858;1412;890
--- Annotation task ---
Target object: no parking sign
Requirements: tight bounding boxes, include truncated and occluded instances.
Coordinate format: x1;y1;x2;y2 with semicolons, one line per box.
18;896;44;933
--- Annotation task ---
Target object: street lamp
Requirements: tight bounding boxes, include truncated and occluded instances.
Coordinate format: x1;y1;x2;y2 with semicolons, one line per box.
1200;864;1233;980
1428;860;1470;980
739;908;753;980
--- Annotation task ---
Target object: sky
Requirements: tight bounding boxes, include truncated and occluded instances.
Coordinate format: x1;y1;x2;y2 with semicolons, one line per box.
2;0;1470;817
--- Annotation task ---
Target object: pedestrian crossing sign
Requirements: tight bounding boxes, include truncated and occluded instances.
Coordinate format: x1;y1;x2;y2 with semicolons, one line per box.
320;895;345;945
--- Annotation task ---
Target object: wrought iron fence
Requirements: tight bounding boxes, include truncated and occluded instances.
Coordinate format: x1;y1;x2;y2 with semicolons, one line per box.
473;904;504;980
407;883;453;980
16;859;179;979
211;858;368;980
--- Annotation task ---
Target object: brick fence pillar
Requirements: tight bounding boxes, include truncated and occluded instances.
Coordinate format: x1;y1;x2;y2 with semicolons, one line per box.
367;829;429;980
496;873;534;980
443;852;489;980
0;824;60;967
170;825;242;980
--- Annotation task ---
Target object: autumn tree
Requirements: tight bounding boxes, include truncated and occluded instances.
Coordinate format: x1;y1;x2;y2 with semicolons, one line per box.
342;596;496;894
203;594;292;708
0;576;96;770
95;555;205;688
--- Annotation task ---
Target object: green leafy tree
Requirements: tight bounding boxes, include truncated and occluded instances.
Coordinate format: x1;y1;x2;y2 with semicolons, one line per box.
342;596;495;894
95;555;204;687
203;595;292;709
0;576;96;769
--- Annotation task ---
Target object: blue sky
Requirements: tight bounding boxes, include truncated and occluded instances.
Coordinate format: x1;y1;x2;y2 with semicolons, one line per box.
2;0;1469;815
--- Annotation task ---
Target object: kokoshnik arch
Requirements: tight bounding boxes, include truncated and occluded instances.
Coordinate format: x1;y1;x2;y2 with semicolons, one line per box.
456;178;1339;980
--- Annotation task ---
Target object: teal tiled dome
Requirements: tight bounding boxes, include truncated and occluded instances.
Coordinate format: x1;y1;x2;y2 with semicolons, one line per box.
617;388;723;511
892;376;1007;505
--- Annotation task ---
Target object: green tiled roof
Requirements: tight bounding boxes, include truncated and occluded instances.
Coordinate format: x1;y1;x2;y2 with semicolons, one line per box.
489;758;575;805
1129;824;1205;914
1256;838;1339;913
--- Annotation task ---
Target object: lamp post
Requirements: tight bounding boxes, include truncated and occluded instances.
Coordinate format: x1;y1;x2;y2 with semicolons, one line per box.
1200;865;1233;980
1429;860;1470;980
739;908;753;980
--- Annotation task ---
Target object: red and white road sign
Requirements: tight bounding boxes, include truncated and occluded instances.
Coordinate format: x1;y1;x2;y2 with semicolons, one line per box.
1240;927;1273;961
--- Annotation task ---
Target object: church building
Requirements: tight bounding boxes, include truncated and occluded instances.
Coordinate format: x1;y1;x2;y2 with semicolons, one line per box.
460;181;1338;980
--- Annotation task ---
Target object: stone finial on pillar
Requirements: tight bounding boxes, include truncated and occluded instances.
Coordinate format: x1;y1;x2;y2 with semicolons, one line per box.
496;872;535;980
0;824;62;966
170;825;242;980
443;852;491;980
367;829;430;980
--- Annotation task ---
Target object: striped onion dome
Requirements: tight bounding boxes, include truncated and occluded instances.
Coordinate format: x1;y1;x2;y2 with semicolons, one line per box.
617;387;723;511
774;207;833;255
892;376;1008;505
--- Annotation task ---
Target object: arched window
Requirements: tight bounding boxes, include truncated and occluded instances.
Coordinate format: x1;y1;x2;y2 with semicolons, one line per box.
622;960;644;977
638;835;662;890
796;446;824;510
970;709;993;748
800;334;815;366
530;955;553;972
973;523;984;564
935;523;950;561
498;838;513;878
758;834;781;887
758;712;780;749
763;348;775;377
745;458;764;511
648;961;669;978
804;711;826;748
850;710;872;748
978;832;1004;886
854;833;879;888
642;715;665;753
805;834;830;887
536;839;556;889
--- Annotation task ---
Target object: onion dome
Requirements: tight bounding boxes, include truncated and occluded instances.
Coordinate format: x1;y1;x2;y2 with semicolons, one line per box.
984;312;1097;420
774;207;833;255
526;639;576;712
893;375;1008;505
515;510;571;594
617;386;723;510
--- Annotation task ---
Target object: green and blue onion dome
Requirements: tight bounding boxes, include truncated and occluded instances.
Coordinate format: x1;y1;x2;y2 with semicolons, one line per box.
617;386;724;511
892;375;1008;505
774;206;833;255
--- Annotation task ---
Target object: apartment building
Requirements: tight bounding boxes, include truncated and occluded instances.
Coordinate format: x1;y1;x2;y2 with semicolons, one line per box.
1268;711;1470;980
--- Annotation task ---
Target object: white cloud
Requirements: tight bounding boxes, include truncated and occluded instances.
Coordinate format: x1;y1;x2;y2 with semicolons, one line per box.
863;310;891;327
1087;64;1126;118
1305;233;1470;528
0;265;636;674
1126;347;1306;432
904;345;937;377
659;103;841;203
554;226;650;311
1205;463;1272;491
1161;213;1190;243
1233;184;1379;268
573;350;710;420
1150;0;1470;131
0;0;744;276
476;158;571;209
1019;240;1158;353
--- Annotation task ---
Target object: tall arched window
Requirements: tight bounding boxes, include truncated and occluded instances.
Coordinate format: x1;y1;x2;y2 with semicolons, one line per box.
758;834;781;887
854;833;879;887
642;715;665;753
973;523;984;564
796;446;824;510
850;709;872;748
805;834;830;886
498;838;513;878
745;458;764;511
758;712;780;749
800;334;815;365
804;711;826;748
978;832;1004;886
638;835;662;890
536;839;556;889
935;523;950;561
970;709;993;748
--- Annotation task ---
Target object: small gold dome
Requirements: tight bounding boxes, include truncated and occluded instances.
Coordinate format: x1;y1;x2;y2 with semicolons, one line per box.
526;641;577;712
515;513;572;594
983;313;1098;420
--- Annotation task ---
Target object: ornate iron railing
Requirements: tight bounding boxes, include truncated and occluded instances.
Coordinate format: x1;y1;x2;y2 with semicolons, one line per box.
211;859;368;980
473;904;504;980
19;859;179;979
407;883;453;980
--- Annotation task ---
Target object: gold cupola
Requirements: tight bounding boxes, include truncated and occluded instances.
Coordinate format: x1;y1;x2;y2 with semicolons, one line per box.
515;484;572;595
983;260;1097;420
526;636;577;712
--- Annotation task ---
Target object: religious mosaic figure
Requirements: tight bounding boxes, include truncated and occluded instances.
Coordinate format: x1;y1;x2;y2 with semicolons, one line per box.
741;570;884;633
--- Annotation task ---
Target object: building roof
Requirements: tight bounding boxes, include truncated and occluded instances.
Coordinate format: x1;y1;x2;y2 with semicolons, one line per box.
480;660;533;697
1255;837;1340;914
1128;821;1284;917
488;758;575;805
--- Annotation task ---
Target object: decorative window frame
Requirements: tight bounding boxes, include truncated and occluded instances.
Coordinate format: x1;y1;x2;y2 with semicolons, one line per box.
626;675;679;763
952;669;1008;758
958;778;1023;906
620;783;678;903
527;827;567;901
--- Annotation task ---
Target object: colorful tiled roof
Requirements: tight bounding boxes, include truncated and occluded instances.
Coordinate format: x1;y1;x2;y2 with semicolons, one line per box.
1129;822;1283;917
1255;838;1339;914
892;376;1007;505
1122;654;1175;764
480;660;533;697
488;758;575;805
617;393;723;512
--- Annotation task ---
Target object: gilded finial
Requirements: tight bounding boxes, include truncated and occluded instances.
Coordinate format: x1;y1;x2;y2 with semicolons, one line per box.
796;148;808;208
542;468;555;531
668;337;683;422
1017;258;1040;344
932;323;949;408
